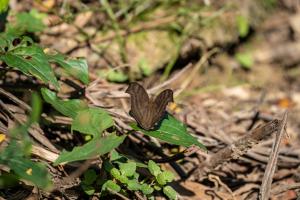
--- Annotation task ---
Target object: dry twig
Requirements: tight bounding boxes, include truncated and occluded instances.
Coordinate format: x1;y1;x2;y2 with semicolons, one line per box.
259;111;288;200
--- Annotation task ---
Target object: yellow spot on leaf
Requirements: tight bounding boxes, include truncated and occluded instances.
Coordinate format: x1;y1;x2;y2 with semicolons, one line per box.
171;135;180;141
78;112;91;125
43;48;50;53
26;168;33;176
0;134;6;143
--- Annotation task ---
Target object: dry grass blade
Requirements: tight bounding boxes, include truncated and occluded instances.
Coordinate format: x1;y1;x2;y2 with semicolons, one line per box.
259;111;288;200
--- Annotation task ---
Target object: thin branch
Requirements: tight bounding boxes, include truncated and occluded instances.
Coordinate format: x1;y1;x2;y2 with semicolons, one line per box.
259;111;288;200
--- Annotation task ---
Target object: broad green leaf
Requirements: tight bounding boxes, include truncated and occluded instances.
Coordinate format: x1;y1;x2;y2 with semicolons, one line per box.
102;180;121;192
0;172;19;189
71;107;114;136
0;140;51;190
127;179;141;191
97;69;128;82
54;133;126;165
6;9;46;35
29;92;42;124
236;15;249;38
0;44;59;89
0;34;32;51
110;149;122;161
119;162;136;177
163;186;177;200
235;52;253;69
131;114;206;150
138;57;152;76
6;157;52;189
148;160;161;177
41;88;87;118
82;169;97;185
156;171;175;185
141;183;154;195
0;0;9;13
106;70;128;82
47;53;89;84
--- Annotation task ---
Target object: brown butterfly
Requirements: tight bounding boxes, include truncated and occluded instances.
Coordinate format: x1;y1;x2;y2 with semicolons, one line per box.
126;82;174;130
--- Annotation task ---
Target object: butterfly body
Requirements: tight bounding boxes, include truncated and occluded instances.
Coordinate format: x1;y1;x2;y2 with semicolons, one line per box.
126;82;173;130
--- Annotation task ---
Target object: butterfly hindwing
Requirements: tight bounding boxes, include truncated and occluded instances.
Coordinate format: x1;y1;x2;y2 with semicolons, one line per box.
150;89;173;126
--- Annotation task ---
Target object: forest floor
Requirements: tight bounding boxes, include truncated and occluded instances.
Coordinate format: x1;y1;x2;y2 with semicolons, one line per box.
1;0;300;199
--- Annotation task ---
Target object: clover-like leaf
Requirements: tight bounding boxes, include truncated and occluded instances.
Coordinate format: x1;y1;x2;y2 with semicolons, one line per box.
163;186;177;200
119;162;136;177
148;160;161;177
156;171;175;185
102;180;121;193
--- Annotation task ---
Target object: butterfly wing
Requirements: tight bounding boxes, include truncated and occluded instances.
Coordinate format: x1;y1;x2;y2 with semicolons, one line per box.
149;89;174;127
125;82;150;129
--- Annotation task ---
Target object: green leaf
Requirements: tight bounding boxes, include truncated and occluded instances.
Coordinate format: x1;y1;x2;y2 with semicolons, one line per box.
71;107;114;136
82;169;97;185
0;140;51;189
236;15;249;38
156;171;175;185
41;88;87;118
138;57;152;76
154;184;162;191
119;162;136;177
10;158;51;189
133;172;139;179
29;92;42;124
47;53;89;84
54;133;126;165
110;168;121;179
6;9;46;35
0;44;59;89
116;174;129;184
131;114;206;150
81;184;95;195
0;172;19;189
103;160;114;172
110;149;122;161
106;70;128;82
235;52;253;69
163;186;177;200
0;0;9;13
127;179;141;191
148;160;161;177
102;180;121;192
141;183;154;195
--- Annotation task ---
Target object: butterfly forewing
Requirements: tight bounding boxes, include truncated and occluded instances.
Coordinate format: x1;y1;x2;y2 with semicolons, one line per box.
125;82;150;129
